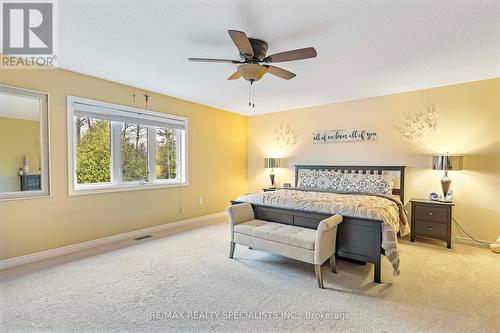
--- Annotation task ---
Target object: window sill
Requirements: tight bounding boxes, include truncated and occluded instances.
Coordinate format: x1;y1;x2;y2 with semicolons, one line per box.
69;181;188;196
0;191;50;201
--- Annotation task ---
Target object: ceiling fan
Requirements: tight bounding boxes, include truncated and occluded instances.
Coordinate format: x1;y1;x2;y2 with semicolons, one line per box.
188;30;317;82
188;30;317;108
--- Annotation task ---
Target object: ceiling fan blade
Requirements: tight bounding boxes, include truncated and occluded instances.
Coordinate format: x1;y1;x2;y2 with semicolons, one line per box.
227;71;242;80
228;30;254;58
188;58;241;64
264;47;317;63
267;65;296;80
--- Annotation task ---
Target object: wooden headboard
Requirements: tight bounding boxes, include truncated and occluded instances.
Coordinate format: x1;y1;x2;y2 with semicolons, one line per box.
294;165;406;203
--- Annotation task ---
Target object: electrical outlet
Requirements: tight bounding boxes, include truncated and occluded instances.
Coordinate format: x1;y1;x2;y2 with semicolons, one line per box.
199;197;203;204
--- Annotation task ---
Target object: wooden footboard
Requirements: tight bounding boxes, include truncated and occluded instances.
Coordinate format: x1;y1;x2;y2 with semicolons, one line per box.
231;201;383;283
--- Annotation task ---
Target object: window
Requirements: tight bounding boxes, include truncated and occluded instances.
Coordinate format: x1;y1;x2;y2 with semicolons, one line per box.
121;123;148;182
155;127;178;180
68;96;187;194
75;117;111;184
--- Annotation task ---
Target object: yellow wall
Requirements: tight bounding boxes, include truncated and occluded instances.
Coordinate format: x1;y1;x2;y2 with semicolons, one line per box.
248;78;500;242
0;69;248;260
1;69;497;260
0;117;41;192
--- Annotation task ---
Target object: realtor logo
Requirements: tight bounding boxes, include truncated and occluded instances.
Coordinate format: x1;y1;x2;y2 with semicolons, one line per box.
1;0;57;68
2;1;53;54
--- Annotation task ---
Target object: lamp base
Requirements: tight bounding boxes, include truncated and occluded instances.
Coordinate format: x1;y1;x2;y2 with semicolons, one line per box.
269;172;275;188
441;172;451;198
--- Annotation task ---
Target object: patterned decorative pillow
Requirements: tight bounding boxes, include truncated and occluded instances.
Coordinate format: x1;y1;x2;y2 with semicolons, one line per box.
297;169;341;191
337;173;395;195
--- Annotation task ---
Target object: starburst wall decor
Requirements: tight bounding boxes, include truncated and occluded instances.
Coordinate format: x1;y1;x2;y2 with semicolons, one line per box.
275;123;298;146
398;101;438;141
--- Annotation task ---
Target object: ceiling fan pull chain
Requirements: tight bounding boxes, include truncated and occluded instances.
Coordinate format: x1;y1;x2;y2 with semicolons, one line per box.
248;80;255;110
248;82;251;108
252;82;255;108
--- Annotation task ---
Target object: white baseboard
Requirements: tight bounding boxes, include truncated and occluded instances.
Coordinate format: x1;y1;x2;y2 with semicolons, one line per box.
453;236;493;247
0;211;226;270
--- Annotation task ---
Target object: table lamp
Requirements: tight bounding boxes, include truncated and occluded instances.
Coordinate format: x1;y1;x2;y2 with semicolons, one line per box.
264;158;287;188
432;153;463;200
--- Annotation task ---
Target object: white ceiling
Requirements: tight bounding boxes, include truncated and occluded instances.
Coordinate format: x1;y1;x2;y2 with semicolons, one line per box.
0;93;40;121
58;0;500;115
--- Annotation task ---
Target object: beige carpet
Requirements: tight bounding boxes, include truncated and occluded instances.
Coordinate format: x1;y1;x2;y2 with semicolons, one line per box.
1;217;499;333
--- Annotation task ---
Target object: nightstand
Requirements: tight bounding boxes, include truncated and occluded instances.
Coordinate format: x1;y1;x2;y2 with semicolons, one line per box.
263;187;276;192
20;174;41;191
410;199;454;248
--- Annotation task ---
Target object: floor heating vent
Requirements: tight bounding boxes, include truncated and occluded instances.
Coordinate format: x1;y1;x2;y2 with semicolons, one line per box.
134;235;152;241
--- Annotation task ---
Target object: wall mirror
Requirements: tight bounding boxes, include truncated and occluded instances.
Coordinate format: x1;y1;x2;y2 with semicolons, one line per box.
0;85;49;200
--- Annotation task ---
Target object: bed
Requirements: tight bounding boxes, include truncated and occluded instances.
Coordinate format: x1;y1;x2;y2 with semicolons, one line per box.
231;165;408;283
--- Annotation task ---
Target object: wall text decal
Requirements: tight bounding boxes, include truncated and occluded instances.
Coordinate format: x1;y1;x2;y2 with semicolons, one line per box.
313;128;377;143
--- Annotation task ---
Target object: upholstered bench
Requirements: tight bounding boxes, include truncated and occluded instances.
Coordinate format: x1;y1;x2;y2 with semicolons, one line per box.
226;203;343;288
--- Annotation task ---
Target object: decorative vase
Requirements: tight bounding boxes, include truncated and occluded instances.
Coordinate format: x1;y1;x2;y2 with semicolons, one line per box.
23;155;29;173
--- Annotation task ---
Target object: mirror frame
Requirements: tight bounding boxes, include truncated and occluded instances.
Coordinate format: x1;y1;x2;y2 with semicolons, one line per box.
0;85;50;200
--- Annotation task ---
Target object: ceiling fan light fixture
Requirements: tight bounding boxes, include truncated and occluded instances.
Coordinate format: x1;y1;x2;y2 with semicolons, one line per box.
237;64;268;82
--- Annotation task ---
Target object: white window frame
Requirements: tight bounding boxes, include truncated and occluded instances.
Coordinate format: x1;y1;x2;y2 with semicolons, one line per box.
67;96;188;196
0;85;50;201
